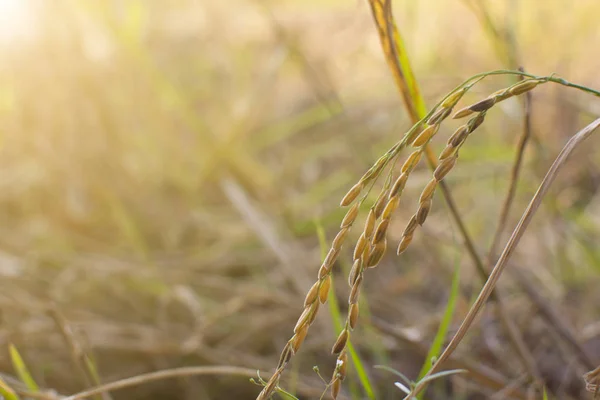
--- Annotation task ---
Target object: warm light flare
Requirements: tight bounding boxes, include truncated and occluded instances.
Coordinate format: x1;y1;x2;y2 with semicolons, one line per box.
0;0;36;44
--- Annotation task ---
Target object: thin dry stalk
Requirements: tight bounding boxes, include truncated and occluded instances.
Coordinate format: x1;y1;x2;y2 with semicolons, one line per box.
13;390;62;400
48;308;110;400
63;366;259;400
406;118;600;399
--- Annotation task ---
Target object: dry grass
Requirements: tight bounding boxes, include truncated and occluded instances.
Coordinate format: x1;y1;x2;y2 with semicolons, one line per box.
1;1;600;400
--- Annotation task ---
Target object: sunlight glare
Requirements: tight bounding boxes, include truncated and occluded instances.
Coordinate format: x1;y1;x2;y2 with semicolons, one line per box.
0;0;36;44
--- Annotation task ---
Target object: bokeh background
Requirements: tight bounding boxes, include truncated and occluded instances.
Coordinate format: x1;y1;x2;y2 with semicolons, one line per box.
1;0;599;399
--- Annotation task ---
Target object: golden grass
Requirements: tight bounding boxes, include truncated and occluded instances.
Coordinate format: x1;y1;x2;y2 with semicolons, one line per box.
1;2;600;400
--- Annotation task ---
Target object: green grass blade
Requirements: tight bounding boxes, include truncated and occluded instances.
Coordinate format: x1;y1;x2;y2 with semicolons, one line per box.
275;387;299;400
0;377;20;400
415;260;461;399
367;0;427;121
9;344;39;392
314;221;376;400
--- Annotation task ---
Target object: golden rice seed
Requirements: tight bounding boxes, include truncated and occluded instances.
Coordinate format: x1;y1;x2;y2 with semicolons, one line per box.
401;150;422;173
304;281;320;307
348;259;361;287
404;123;425;145
349;274;363;304
509;79;541;96
359;155;388;184
366;239;387;267
364;209;376;238
441;88;466;108
331;377;341;399
331;329;349;354
277;342;294;369
318;252;337;280
412;124;439;147
294;305;312;333
447;125;469;146
332;227;349;252
291;324;309;353
307;300;320;325
382;196;399;220
416;199;432;225
337;351;348;380
353;233;368;261
340;203;359;228
453;106;475;119
340;182;363;207
491;88;512;102
434;155;457;181
389;173;409;198
397;233;414;255
368;156;387;179
319;275;331;303
349;303;359;329
468;96;496;112
373;219;390;244
427;106;452;126
323;247;340;270
374;190;389;218
450;128;470;148
318;263;330;280
439;145;457;160
468;112;486;132
403;215;419;237
419;178;438;203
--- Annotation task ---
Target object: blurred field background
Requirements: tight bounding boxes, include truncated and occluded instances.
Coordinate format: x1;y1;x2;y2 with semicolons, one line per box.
0;0;599;399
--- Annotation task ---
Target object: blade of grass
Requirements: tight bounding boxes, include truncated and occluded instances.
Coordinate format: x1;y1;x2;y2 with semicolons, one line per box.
415;259;461;399
315;221;376;400
9;344;39;393
0;377;20;400
275;387;299;400
367;0;426;120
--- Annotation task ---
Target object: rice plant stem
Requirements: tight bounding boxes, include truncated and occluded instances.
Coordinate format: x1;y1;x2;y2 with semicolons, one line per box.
406;117;600;399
